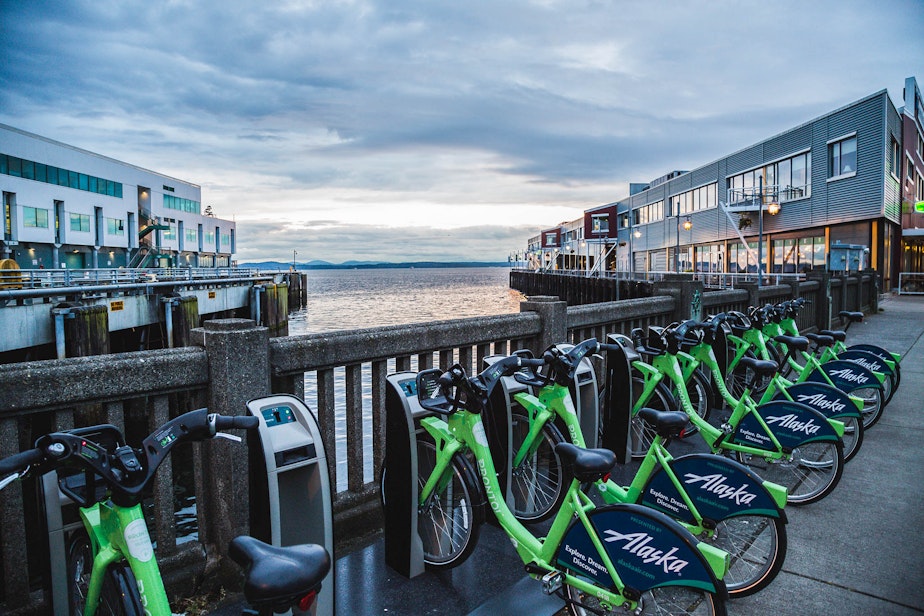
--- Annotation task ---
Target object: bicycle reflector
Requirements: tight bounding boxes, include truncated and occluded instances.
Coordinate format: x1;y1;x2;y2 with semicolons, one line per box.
297;589;318;612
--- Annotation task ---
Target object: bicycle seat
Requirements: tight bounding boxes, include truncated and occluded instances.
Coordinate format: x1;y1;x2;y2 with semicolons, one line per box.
229;536;331;611
554;442;616;482
637;407;688;438
838;311;864;323
805;333;835;348
819;329;848;342
738;355;778;376
773;334;809;351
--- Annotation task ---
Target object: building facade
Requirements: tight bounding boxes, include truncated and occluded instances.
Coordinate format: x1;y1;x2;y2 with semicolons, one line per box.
526;78;924;292
0;124;236;270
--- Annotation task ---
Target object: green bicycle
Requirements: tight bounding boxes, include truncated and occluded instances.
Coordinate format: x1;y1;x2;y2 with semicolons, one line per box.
504;339;788;597
0;409;331;616
624;321;845;506
414;355;730;616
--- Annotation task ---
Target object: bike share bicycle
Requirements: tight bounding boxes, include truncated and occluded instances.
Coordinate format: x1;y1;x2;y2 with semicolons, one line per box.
623;320;845;506
502;338;788;597
0;408;330;616
410;354;730;615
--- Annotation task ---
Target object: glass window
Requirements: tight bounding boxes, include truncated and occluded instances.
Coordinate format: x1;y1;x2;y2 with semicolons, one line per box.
70;213;90;232
106;217;125;236
829;136;857;177
8;157;21;177
22;160;34;180
592;215;609;233
23;206;49;228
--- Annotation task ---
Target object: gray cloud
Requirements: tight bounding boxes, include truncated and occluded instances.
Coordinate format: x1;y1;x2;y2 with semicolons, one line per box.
1;0;922;262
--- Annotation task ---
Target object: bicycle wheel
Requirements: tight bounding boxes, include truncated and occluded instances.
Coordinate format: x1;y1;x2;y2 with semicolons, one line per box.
726;351;773;400
736;440;843;505
566;583;726;616
852;386;884;429
510;409;570;523
706;515;786;597
839;415;864;462
416;439;484;570
68;532;143;616
629;377;676;458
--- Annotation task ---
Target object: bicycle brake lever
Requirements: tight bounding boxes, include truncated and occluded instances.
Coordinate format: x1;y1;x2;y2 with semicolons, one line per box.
0;470;25;490
214;432;243;443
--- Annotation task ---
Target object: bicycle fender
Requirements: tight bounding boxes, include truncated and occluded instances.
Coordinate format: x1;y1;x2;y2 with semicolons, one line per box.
735;401;841;451
640;454;784;524
835;350;893;378
774;382;862;419
555;503;723;594
808;360;883;391
847;344;901;365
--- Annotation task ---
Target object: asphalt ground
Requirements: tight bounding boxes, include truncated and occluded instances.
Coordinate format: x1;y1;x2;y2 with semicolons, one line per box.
208;294;924;616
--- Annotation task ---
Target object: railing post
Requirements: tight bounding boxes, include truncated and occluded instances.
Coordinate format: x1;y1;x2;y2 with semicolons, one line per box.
520;295;567;353
191;318;270;585
806;270;832;330
653;276;705;322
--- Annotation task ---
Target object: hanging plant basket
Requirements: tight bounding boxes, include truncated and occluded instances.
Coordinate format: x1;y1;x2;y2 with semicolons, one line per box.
738;216;753;230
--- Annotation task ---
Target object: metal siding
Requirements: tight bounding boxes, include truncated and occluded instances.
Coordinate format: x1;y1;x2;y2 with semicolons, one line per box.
692;163;718;187
884;103;903;223
763;124;812;162
726;145;763;176
821;93;886;224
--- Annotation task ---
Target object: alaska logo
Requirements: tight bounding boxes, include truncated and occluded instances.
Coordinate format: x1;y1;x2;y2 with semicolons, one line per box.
796;393;847;414
764;413;821;435
602;530;689;574
827;367;870;385
683;472;758;505
847;357;883;373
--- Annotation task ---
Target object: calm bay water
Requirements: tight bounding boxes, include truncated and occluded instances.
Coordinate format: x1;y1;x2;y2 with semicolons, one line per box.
286;267;524;489
288;266;524;333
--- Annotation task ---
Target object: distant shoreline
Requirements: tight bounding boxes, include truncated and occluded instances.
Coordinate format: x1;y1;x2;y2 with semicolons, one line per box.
239;261;510;270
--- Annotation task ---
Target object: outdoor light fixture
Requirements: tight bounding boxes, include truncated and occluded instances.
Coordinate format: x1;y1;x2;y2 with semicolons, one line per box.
767;202;781;216
634;229;642;238
683;217;693;231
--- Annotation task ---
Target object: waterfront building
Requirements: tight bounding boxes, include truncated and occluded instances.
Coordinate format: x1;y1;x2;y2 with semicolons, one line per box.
524;76;924;292
0;123;235;269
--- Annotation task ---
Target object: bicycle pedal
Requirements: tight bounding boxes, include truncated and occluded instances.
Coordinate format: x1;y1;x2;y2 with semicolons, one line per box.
541;570;563;594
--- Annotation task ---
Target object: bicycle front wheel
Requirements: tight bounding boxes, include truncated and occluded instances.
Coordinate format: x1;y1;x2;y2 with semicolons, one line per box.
68;532;144;616
737;440;844;505
510;409;570;523
416;439;484;570
566;583;726;616
707;515;786;597
852;386;884;429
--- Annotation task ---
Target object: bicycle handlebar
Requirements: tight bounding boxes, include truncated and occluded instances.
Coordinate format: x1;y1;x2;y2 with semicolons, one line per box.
0;408;258;507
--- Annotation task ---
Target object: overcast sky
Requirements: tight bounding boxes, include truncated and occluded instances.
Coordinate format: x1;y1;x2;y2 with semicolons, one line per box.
1;1;922;263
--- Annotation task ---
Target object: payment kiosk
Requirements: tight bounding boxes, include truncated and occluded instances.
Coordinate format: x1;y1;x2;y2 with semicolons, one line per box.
248;394;334;616
383;371;429;578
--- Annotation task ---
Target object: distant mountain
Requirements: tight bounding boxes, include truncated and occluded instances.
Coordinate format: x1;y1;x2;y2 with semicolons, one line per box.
238;260;508;270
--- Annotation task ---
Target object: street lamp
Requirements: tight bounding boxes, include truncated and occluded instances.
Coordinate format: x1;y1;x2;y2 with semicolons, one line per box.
757;176;780;287
292;249;298;271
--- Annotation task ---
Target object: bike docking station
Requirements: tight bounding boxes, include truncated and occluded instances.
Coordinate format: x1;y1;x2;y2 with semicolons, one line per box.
247;394;334;616
382;371;430;577
549;343;601;449
40;425;122;614
601;334;635;463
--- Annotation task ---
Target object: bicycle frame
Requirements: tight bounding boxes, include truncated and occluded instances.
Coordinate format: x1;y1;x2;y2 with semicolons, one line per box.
79;500;169;615
417;405;727;609
513;380;787;526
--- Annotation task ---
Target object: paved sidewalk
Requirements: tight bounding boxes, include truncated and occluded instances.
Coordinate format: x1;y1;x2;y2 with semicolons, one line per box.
726;294;924;615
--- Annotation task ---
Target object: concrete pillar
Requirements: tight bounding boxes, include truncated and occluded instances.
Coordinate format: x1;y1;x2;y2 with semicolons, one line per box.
653;276;705;322
520;295;567;354
735;282;762;311
806;270;832;330
190;318;270;584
